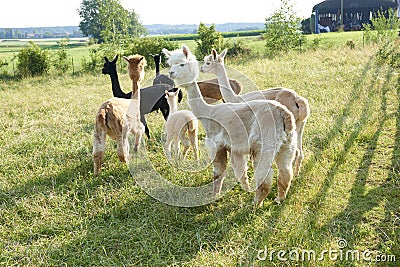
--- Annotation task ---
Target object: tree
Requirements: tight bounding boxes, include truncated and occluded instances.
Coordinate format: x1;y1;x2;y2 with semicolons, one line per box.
78;0;146;43
264;0;302;58
194;23;224;59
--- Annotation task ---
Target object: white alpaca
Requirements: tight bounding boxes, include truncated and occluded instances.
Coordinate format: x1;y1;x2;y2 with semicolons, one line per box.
92;55;145;175
200;48;310;176
163;45;297;206
164;89;199;160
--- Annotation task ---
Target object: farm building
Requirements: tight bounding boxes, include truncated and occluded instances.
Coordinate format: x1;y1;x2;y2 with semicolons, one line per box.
312;0;400;32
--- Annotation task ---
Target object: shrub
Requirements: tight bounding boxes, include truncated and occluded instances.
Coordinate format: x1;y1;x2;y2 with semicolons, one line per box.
195;23;224;60
17;42;49;77
124;37;178;69
264;0;302;58
223;39;252;57
52;39;70;73
81;47;103;73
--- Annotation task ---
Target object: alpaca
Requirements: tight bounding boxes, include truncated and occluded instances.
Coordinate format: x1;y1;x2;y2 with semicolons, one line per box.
93;55;145;175
150;53;175;86
200;48;310;176
102;55;183;138
163;45;297;206
164;89;198;160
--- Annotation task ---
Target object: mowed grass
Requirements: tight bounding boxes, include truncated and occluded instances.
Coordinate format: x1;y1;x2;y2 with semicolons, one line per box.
0;43;399;266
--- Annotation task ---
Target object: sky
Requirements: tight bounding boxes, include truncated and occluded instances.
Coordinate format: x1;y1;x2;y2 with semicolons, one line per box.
0;0;323;28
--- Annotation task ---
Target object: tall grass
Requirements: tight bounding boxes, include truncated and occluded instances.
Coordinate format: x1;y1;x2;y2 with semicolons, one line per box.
0;43;399;266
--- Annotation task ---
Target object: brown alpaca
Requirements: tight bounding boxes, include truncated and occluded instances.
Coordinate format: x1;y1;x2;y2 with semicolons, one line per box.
92;55;146;175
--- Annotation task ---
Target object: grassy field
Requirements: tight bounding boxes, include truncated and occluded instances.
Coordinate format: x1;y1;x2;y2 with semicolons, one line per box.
0;34;399;266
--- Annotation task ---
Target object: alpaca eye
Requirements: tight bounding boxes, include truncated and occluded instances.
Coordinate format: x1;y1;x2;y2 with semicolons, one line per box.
180;63;185;67
206;62;211;65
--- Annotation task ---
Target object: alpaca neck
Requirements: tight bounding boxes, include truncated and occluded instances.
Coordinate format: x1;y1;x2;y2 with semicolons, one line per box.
215;63;238;102
131;81;140;100
167;100;178;114
155;62;160;76
185;82;211;118
109;71;128;98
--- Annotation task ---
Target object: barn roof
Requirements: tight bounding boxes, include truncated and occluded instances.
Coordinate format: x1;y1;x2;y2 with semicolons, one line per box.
312;0;399;13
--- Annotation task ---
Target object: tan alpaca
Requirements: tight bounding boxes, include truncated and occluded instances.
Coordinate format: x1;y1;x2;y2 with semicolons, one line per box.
163;45;297;206
92;55;145;175
201;49;310;176
164;89;198;160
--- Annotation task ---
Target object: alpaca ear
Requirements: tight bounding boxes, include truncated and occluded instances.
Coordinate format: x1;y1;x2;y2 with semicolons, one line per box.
211;49;218;60
104;56;109;63
112;55;118;63
162;48;171;58
123;56;130;62
182;45;190;59
219;49;228;59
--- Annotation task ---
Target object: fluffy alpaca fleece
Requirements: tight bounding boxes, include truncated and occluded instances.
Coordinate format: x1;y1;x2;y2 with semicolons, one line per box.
92;55;145;175
163;45;297;206
201;48;310;176
197;78;242;104
164;89;198;160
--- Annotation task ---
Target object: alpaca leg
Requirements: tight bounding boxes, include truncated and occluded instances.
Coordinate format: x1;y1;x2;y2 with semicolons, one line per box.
173;135;180;157
179;130;191;159
294;120;306;176
275;143;296;203
230;152;249;191
141;114;150;139
189;130;199;161
116;135;128;163
212;147;227;196
134;132;142;153
252;152;275;207
165;134;173;160
93;127;106;175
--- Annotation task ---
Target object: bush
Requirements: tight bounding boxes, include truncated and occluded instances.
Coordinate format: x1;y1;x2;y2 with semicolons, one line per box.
124;37;178;69
264;0;302;58
223;39;252;57
17;42;49;77
81;47;103;73
195;23;224;60
52;39;71;73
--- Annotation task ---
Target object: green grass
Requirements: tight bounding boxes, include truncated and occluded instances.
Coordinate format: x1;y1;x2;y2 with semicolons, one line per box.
0;38;399;266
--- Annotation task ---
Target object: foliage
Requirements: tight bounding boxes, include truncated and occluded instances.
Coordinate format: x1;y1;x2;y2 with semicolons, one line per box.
52;39;71;73
78;0;146;43
223;39;252;57
363;8;400;45
264;0;302;58
194;23;224;60
124;37;178;69
16;41;49;77
80;46;103;72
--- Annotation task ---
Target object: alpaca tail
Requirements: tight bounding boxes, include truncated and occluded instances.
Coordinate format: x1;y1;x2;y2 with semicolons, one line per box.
187;117;198;133
295;96;310;122
276;104;296;134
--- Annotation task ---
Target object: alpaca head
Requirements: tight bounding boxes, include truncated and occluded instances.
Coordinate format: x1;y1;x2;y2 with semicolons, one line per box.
200;48;227;74
162;45;198;87
123;55;147;83
150;53;161;65
164;88;181;110
102;55;118;75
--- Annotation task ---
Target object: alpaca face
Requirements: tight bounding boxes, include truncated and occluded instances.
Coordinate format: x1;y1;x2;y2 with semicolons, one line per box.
163;45;198;86
124;55;147;82
200;48;227;75
102;55;118;75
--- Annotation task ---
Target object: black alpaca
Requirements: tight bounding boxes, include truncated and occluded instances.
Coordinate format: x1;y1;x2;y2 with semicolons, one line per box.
150;53;175;87
102;55;182;138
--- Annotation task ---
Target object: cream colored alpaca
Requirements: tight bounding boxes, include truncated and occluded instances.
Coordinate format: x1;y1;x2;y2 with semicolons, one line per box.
164;89;199;160
200;49;310;176
92;55;145;175
163;45;297;206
